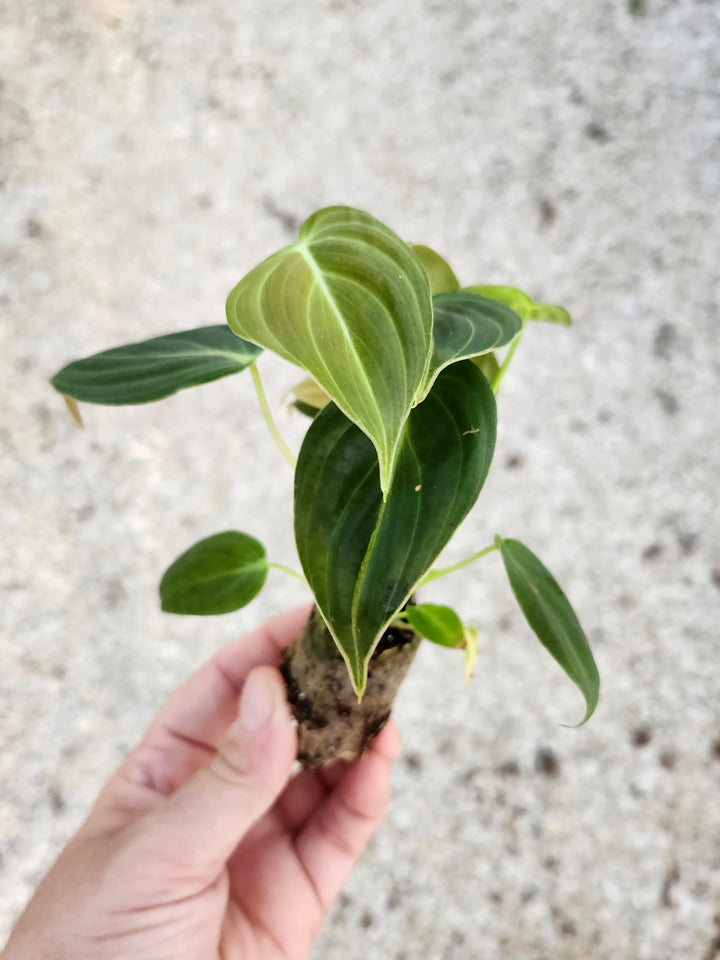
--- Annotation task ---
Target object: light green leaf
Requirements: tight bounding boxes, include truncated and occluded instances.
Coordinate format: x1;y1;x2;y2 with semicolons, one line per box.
411;244;460;295
498;537;599;724
463;625;479;683
472;351;500;384
405;603;465;648
51;327;262;405
227;206;432;495
423;291;522;392
160;531;268;615
465;285;571;326
295;361;497;696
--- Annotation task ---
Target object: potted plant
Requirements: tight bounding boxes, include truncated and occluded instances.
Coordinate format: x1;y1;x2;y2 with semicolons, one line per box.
51;205;599;767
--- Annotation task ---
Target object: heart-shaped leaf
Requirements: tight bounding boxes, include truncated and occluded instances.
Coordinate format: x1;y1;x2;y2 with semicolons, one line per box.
405;603;464;647
51;327;262;405
498;537;599;724
465;285;571;326
295;361;497;695
423;291;522;393
411;244;459;295
160;531;268;615
227;206;432;495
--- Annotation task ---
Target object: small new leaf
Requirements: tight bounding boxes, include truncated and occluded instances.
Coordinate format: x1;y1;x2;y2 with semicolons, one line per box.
405;603;465;648
160;531;268;615
411;244;460;295
465;285;572;326
498;537;599;724
51;327;262;405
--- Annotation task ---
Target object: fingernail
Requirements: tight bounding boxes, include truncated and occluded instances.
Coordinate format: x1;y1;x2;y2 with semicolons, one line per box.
238;671;276;734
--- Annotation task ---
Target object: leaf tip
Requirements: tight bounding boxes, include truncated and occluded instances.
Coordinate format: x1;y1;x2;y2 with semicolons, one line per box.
62;394;84;429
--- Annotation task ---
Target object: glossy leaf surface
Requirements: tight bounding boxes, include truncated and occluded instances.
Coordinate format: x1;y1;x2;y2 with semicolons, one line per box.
227;206;432;495
295;361;497;695
423;291;522;392
405;603;464;648
411;244;459;295
51;327;262;405
498;537;599;724
160;531;268;615
466;285;571;326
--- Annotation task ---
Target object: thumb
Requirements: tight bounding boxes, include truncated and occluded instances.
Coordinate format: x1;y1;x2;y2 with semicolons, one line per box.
143;666;297;869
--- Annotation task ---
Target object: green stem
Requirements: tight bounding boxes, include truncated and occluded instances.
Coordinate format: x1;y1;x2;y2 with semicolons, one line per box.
491;325;525;395
419;542;498;586
267;561;307;584
250;362;297;469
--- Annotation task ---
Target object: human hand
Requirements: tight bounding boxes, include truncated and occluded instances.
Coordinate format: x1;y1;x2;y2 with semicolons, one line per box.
2;605;401;960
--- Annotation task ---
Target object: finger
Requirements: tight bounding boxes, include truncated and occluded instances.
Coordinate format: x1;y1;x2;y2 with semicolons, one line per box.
293;721;401;910
140;666;297;871
95;605;311;821
274;762;348;834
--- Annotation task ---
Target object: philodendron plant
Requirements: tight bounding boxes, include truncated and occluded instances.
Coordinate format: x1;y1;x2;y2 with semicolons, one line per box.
52;206;599;766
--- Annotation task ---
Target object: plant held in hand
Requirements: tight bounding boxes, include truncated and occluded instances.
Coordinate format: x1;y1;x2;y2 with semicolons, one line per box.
52;206;599;767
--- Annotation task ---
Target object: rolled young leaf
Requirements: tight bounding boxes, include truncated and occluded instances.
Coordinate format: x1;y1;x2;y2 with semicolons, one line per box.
498;537;599;724
160;531;268;615
295;361;497;696
465;285;572;326
422;291;522;393
227;206;433;496
405;603;464;648
51;327;262;405
411;244;460;295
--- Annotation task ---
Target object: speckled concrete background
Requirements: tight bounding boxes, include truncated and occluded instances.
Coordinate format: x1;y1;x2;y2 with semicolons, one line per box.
1;1;719;956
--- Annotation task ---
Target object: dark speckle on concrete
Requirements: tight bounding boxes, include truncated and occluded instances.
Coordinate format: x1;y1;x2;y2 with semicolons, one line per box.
403;752;423;772
535;748;561;777
505;453;524;469
642;543;664;561
660;862;680;907
539;198;556;226
711;740;720;762
584;121;610;143
653;322;677;359
711;569;720;591
659;750;676;770
263;196;300;234
655;389;679;415
631;726;653;747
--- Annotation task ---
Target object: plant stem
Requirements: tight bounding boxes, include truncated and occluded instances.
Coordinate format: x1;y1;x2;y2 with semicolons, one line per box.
491;326;525;395
267;561;307;584
419;542;498;586
250;362;297;469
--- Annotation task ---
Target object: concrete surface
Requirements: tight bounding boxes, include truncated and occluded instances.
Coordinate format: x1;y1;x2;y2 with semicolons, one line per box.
1;1;719;957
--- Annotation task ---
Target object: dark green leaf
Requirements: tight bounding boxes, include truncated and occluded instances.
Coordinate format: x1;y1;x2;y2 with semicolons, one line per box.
498;537;599;724
160;531;268;615
465;285;571;326
405;603;464;647
411;244;459;295
51;327;262;405
227;206;432;495
295;361;497;695
423;291;522;392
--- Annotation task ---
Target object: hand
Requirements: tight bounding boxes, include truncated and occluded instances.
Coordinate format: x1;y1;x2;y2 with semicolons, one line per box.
3;606;401;960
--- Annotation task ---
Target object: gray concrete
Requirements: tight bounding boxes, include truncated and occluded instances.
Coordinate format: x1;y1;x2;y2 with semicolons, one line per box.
1;0;719;956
